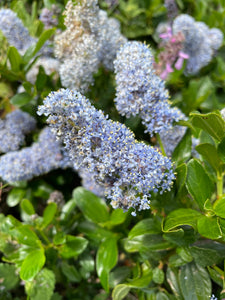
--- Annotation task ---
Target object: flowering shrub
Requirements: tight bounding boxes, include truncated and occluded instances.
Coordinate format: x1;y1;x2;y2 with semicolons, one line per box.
0;0;225;300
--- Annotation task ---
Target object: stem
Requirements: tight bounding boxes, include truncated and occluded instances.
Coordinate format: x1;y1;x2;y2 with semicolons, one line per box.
217;171;224;199
37;229;51;246
156;133;166;156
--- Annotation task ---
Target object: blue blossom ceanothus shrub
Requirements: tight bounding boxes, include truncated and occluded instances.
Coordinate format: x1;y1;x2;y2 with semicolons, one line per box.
0;8;53;56
0;110;36;153
114;41;183;136
173;14;223;75
38;88;175;215
0;127;72;183
54;0;126;92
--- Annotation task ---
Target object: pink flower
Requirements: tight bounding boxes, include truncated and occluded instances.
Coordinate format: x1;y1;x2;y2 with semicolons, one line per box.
175;51;189;70
159;27;172;39
160;63;173;79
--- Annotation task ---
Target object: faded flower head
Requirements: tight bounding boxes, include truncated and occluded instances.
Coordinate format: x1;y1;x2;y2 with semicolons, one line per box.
39;6;59;29
54;0;126;92
38;88;175;215
114;41;183;135
0;110;36;153
0;127;72;183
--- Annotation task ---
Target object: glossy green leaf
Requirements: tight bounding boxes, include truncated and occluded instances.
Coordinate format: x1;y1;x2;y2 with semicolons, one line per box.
20;249;45;281
10;225;42;247
0;263;19;291
78;221;113;243
7;46;22;72
35;66;47;91
112;284;130;300
172;130;192;164
96;237;118;291
213;196;225;218
166;267;183;299
195;143;222;171
179;262;211;300
186;159;214;210
59;235;88;259
61;262;81;283
109;267;131;288
23;28;55;63
191;112;225;141
108;209;128;226
42;202;57;228
197;216;222;239
217;136;225;163
207;266;223;287
190;246;223;267
73;187;110;223
128;266;153;288
7;188;26;207
20;199;35;215
60;198;76;221
10;92;33;107
163;208;202;232
53;232;66;245
128;218;161;239
152;268;164;284
175;163;187;194
25;268;55;300
124;234;173;253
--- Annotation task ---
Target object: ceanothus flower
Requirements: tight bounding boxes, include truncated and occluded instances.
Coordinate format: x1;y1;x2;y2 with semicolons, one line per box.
0;8;53;56
0;127;72;183
38;88;175;215
114;41;183;136
173;14;223;75
0;110;36;153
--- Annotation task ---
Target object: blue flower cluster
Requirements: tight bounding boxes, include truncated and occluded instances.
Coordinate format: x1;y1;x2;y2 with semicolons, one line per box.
173;14;223;75
0;8;53;56
54;0;126;92
0;127;71;183
38;88;175;214
114;41;183;136
0;110;36;153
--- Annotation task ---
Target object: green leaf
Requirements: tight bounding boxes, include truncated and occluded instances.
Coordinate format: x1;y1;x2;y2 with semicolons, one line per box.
23;28;55;63
108;209;128;226
218;136;225;163
109;267;131;288
73;187;110;223
163;208;202;232
96;237;118;291
60;199;76;221
61;262;81;283
42;203;57;228
20;199;35;215
7;46;22;72
59;235;88;259
0;263;19;291
10;92;33;107
128;265;153;288
20;249;46;281
190;246;223;267
166;267;183;299
172;130;192;164
213;196;225;218
25;268;55;300
179;262;211;300
197;216;222;239
175;163;187;194
186;159;214;210
207;266;223;287
195;143;222;171
124;234;173;253
35;66;47;92
128;218;161;239
191;112;225;141
10;224;42;247
112;284;130;300
78;221;113;243
7;188;26;207
152;268;164;284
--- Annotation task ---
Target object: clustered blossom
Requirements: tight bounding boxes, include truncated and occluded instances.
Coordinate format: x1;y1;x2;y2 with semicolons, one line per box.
0;8;53;56
0;110;36;153
0;9;35;54
39;6;59;30
154;26;189;79
0;127;72;183
54;0;126;92
164;0;178;21
38;88;175;215
114;41;183;136
173;14;223;75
